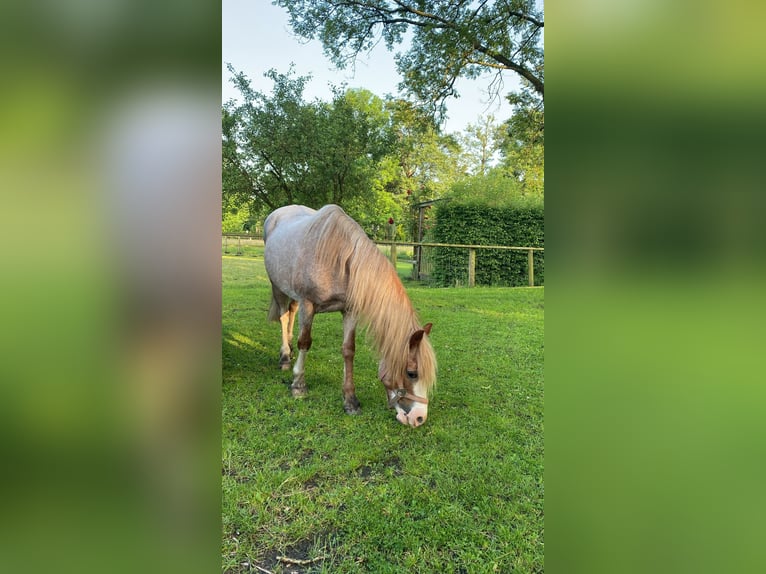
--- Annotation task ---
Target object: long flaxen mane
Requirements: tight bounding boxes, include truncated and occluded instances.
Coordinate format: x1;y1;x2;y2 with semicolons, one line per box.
306;206;436;396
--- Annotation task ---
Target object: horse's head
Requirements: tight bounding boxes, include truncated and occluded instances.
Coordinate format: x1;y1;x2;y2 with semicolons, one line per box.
378;323;435;427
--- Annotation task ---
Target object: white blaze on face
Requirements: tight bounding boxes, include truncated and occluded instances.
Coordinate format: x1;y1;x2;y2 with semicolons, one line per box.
407;380;429;426
391;381;429;427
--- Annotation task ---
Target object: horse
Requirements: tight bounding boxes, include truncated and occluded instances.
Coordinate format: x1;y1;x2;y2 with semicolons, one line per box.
263;204;437;427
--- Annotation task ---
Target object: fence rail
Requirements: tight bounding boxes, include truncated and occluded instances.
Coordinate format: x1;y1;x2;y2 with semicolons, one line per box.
222;236;543;288
375;240;544;252
222;233;263;239
376;240;544;287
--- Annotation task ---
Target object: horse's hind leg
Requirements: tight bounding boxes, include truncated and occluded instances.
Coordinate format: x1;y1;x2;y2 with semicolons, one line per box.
291;300;315;398
341;312;361;414
270;286;294;370
286;300;298;355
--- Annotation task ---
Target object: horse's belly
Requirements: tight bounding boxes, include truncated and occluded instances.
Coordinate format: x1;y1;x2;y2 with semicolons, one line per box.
313;299;346;313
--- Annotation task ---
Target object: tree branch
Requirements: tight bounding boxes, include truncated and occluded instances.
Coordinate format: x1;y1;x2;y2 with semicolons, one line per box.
510;26;543;64
466;59;511;70
261;150;294;203
391;0;458;29
225;154;277;210
472;41;544;95
508;10;544;28
278;0;545;97
387;0;544;96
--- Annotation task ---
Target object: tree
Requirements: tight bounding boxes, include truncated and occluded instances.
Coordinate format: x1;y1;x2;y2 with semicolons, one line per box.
223;65;316;210
311;87;393;207
274;0;544;115
385;99;463;199
498;89;544;195
458;114;504;176
223;66;394;214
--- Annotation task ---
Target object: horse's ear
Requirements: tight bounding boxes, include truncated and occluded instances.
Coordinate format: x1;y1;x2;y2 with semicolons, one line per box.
409;323;432;349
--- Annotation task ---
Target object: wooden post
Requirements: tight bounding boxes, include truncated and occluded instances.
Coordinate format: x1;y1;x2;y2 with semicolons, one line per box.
417;208;424;280
468;248;476;287
390;241;397;269
528;249;534;287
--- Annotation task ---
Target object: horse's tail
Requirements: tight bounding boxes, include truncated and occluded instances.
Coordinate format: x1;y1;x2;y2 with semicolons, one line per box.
267;293;281;322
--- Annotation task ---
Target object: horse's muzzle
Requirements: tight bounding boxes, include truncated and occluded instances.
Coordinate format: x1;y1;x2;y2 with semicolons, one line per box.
395;403;428;427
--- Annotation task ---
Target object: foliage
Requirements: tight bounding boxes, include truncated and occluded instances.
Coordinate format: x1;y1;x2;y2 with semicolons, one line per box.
274;0;545;116
447;170;533;208
222;255;544;573
384;99;463;199
432;185;544;287
224;67;476;239
221;205;251;234
223;66;392;213
457;115;505;176
222;202;268;235
498;89;545;196
225;3;546;241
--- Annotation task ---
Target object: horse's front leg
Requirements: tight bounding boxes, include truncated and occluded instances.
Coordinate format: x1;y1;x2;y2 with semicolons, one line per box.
341;312;361;414
291;300;314;398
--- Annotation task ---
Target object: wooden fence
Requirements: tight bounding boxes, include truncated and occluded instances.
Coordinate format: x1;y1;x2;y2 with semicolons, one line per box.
222;235;543;287
375;240;544;287
222;234;263;256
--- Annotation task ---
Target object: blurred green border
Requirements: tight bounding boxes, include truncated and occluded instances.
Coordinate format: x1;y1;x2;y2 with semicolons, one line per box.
547;1;766;572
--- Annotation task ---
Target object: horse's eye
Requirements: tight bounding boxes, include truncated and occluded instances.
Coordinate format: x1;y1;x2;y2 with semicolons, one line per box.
406;370;418;380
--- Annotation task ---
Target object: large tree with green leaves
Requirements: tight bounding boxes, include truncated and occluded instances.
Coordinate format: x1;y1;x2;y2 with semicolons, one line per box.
274;0;544;115
223;66;394;215
223;66;316;212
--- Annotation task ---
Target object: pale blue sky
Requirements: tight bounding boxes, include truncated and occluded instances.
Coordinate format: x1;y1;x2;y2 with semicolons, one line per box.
222;0;519;134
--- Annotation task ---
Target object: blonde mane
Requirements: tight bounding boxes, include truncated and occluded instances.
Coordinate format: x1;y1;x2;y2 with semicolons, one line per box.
307;206;436;395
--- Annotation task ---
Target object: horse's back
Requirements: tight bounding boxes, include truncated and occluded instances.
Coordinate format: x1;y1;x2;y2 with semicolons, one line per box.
263;204;355;309
263;204;317;243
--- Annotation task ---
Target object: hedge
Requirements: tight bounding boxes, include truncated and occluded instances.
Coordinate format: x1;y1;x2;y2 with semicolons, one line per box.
431;201;544;287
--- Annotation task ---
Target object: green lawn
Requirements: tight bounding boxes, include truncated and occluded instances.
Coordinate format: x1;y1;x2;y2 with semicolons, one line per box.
222;252;544;573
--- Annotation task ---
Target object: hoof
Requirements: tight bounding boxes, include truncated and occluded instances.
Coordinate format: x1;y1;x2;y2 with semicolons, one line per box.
343;395;361;415
291;387;307;399
280;362;291;371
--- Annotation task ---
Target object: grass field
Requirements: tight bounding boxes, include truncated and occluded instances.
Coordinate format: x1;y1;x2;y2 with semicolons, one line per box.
222;251;544;573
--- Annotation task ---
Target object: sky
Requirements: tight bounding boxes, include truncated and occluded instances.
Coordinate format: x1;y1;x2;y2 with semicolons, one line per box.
222;0;518;134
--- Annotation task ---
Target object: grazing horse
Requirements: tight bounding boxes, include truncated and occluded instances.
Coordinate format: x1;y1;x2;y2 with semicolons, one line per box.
263;204;437;427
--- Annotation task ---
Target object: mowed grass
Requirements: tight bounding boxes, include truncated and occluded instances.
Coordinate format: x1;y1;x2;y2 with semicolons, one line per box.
222;251;544;573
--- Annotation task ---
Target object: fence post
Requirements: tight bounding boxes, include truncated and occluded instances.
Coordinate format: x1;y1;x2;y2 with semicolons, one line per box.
528;249;534;287
390;241;397;269
468;248;476;287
